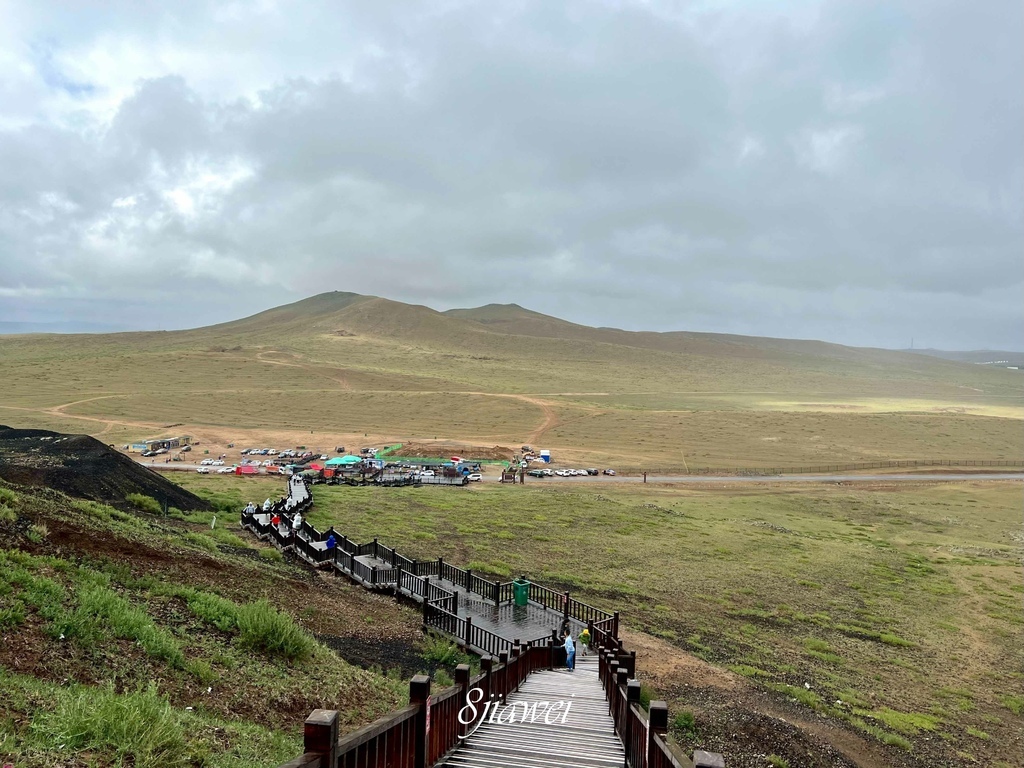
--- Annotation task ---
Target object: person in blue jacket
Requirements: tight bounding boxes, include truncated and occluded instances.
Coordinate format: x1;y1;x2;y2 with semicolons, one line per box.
563;632;575;672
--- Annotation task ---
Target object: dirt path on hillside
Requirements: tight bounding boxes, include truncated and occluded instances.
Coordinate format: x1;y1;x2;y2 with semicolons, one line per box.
256;350;352;389
0;398;162;435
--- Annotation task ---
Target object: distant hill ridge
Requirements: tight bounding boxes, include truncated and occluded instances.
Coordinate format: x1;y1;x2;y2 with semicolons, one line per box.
199;291;991;370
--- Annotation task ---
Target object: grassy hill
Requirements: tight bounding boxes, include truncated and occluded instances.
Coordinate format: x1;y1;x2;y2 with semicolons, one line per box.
0;291;1020;469
0;474;440;767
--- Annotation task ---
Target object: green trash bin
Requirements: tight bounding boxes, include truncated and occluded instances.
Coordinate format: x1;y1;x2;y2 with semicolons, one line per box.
512;578;530;607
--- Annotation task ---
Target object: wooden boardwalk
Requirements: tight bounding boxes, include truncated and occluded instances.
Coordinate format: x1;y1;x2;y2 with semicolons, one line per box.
244;478;725;768
441;654;626;768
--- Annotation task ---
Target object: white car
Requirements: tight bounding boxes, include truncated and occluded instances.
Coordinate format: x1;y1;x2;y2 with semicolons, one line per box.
217;466;235;474
467;473;483;482
419;470;435;477
262;460;273;467
319;454;328;460
212;460;225;466
200;458;214;465
267;449;277;455
196;467;210;474
555;469;571;477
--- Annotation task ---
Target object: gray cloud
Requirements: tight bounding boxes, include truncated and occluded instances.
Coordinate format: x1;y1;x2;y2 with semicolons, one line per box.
0;0;1020;349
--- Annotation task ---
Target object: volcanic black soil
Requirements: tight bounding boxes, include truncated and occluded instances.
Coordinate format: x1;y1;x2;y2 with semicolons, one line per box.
0;425;209;511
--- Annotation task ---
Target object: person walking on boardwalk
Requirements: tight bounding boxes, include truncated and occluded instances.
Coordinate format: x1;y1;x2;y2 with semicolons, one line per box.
579;627;591;657
326;533;336;552
292;511;303;533
271;512;281;528
563;632;575;671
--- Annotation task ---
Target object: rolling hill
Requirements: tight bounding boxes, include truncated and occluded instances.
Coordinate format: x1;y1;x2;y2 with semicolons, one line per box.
0;291;1021;470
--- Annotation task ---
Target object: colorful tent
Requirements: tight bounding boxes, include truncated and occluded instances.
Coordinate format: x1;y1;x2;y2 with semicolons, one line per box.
325;455;362;466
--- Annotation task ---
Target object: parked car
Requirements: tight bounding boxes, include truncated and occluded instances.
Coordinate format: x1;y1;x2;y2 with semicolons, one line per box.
603;469;616;476
181;445;192;452
467;473;483;482
319;455;328;460
586;468;599;475
141;450;156;457
217;467;235;474
196;467;210;474
419;470;435;477
527;469;547;477
200;458;214;465
262;460;273;467
212;460;225;466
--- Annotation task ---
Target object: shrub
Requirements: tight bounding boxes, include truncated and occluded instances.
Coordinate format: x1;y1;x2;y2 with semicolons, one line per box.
125;494;162;515
0;603;26;628
673;710;697;738
768;756;790;768
0;486;19;505
76;585;185;667
31;683;189;768
419;633;471;668
999;694;1024;716
187;591;239;632
0;504;16;524
235;599;314;662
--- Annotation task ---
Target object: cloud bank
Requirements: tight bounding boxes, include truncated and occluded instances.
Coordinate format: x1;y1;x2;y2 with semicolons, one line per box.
1;0;1020;348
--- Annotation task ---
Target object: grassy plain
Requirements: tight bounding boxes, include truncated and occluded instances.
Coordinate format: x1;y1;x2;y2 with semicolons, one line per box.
0;294;1021;470
173;474;1024;766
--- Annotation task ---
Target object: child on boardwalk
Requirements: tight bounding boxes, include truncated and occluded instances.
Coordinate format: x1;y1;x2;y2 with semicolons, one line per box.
579;627;591;657
563;633;575;671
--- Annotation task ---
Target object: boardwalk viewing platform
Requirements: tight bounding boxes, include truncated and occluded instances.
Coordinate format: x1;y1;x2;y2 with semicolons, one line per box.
241;477;725;768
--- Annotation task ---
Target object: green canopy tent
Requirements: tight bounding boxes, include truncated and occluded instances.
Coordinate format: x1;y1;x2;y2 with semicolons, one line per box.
325;455;362;467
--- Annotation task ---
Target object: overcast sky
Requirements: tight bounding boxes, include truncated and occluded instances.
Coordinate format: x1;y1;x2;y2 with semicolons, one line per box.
1;0;1021;349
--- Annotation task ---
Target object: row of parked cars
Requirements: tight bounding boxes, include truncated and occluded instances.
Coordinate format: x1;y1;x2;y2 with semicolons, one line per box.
526;467;616;478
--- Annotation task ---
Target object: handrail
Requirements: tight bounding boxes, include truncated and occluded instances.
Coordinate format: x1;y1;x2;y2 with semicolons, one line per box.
250;478;726;768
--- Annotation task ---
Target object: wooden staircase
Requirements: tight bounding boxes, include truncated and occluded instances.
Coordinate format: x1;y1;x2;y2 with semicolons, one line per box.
441;654;624;768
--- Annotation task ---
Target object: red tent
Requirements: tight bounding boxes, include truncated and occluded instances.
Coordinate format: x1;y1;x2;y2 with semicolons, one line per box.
308;463;323;472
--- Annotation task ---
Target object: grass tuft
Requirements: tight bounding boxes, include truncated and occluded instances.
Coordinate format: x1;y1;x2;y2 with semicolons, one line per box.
235;599;314;662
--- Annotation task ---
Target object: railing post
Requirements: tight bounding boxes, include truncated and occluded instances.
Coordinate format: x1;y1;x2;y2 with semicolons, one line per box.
625;681;641;764
396;564;404;595
613;610;620;639
452;589;459;616
373;536;378;558
371;565;378;586
464;616;473;648
498;651;509;703
465;568;472;591
410;675;430;768
563;591;570;621
480;655;493;705
455;663;471;738
693;750;727;768
608;659;619;713
438;556;444;578
493;580;500;606
648;701;668;766
303;709;338;767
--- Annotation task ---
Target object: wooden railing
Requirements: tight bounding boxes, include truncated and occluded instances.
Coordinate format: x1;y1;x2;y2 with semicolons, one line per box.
283;644;555;768
595;631;726;768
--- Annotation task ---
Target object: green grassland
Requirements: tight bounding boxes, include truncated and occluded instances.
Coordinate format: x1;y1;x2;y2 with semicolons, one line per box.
0;480;423;767
173;475;1023;765
1;293;1021;470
